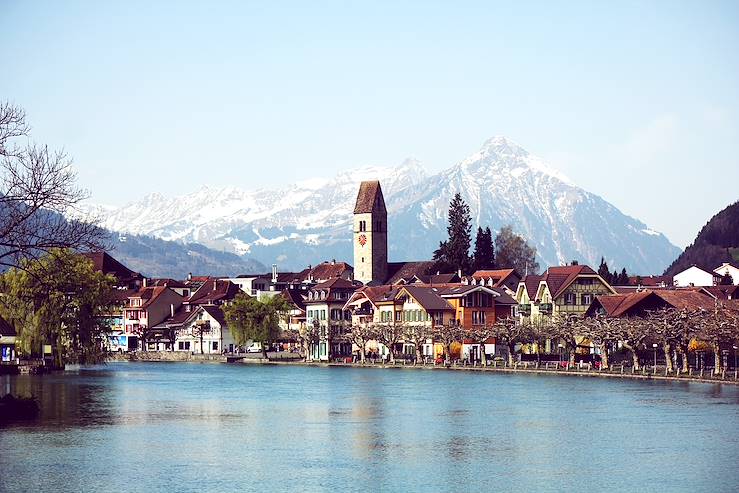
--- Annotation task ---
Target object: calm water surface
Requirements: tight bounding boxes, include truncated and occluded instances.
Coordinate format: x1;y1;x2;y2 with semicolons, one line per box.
1;362;738;492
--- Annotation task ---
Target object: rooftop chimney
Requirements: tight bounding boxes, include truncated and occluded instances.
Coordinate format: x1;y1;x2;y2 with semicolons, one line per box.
143;278;148;288
272;264;278;283
170;304;174;318
187;272;192;281
213;280;217;291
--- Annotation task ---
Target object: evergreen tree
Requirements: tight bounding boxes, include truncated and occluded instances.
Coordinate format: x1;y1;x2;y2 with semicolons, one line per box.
612;269;618;284
472;226;495;271
433;193;473;273
618;268;629;285
597;257;611;284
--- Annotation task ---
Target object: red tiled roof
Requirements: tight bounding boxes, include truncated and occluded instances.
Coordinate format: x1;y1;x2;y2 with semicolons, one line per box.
471;269;520;287
354;181;387;214
541;265;599;298
307;262;353;282
281;289;306;312
312;277;356;290
386;261;436;284
703;285;739;300
148;278;189;289
398;285;454;311
521;275;542;299
627;275;672;287
594;289;716;317
129;286;170;310
188;280;242;305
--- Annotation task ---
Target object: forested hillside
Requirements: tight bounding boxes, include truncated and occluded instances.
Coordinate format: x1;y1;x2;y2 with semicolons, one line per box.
664;201;739;275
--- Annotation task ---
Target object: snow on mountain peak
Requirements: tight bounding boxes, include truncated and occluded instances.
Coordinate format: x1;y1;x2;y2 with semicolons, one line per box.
458;136;572;185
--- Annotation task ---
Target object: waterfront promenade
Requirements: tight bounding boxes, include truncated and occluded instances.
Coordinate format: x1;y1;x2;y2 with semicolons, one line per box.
110;351;739;386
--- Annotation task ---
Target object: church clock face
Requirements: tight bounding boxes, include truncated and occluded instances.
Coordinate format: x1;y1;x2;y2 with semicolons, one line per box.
358;234;367;246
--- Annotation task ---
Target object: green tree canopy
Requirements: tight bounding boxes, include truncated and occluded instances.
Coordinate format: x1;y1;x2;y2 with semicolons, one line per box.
494;225;539;275
0;249;115;366
223;293;291;358
472;226;495;272
433;193;473;274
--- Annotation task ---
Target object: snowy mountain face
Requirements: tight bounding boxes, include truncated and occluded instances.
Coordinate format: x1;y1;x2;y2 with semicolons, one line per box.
82;137;680;274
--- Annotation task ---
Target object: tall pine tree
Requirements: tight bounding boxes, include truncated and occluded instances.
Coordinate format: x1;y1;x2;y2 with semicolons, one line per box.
433;193;473;274
597;257;612;284
472;226;495;271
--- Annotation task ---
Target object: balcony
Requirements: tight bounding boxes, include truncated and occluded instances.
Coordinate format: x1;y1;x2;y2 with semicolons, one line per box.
539;303;553;314
517;304;531;315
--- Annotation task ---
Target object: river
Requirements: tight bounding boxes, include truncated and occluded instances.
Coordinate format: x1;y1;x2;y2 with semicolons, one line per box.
1;362;738;492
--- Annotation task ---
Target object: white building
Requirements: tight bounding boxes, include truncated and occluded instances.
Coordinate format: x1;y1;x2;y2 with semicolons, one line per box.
673;265;722;287
154;305;236;354
713;263;739;285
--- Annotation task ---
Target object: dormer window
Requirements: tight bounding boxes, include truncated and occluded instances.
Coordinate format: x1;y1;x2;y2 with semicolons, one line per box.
564;293;576;305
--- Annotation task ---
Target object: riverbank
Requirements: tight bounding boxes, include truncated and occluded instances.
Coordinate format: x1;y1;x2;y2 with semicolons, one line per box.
106;352;739;386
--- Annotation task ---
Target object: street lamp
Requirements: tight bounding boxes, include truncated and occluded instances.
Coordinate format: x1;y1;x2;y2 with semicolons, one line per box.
558;343;564;365
652;343;658;368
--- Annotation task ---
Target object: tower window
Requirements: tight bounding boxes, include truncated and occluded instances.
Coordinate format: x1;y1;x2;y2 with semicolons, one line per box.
359;220;366;232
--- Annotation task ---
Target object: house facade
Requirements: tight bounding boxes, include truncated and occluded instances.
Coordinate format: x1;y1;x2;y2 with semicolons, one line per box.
123;286;183;350
152;305;236;354
304;278;356;361
713;262;739;285
515;265;616;324
673;265;722;287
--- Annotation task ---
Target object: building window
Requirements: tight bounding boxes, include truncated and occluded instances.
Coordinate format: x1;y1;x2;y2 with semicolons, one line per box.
321;310;326;320
472;311;486;325
212;341;218;351
581;294;593;305
564;293;576;305
359;220;366;232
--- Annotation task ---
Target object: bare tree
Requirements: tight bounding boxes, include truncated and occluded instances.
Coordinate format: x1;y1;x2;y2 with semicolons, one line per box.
433;323;463;363
346;323;377;363
491;317;533;365
403;322;432;363
376;323;404;362
0;101;107;270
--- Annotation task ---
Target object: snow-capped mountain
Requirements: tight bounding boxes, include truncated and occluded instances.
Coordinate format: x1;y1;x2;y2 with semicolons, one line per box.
82;137;680;273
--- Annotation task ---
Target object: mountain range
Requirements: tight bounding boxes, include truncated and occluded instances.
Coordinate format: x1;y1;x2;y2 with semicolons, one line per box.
81;136;681;275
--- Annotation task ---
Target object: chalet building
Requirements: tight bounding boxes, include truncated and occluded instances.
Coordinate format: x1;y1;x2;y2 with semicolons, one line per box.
123;286;183;350
673;265;722;287
586;289;716;318
280;289;308;333
514;265;616;324
344;285;400;325
186;279;241;306
439;284;516;327
462;269;522;295
703;284;739;300
152;304;236;354
714;262;739;285
0;315;17;364
304;277;357;361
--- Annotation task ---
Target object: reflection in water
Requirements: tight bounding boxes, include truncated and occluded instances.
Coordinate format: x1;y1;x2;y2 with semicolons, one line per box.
1;363;739;493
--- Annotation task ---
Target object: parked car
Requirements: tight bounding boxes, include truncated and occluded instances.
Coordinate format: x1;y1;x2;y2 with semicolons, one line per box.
246;342;263;353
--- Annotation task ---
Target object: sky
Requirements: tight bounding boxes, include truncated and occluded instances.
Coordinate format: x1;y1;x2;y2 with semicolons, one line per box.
1;0;738;248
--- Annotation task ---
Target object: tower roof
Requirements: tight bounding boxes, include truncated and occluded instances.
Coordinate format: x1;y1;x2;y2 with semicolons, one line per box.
354;181;387;214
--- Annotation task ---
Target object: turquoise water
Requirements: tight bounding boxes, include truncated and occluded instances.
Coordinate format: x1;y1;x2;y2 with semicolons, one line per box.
1;362;738;492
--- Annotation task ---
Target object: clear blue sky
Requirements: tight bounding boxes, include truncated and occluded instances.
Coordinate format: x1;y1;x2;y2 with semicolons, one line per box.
2;0;738;247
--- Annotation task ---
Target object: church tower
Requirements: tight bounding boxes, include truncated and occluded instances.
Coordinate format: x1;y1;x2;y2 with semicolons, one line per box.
353;181;388;285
